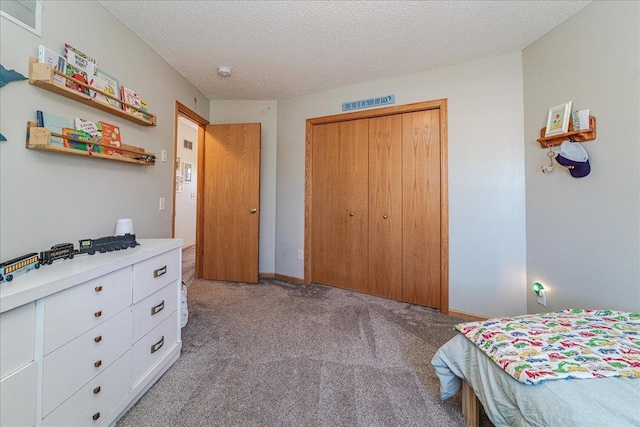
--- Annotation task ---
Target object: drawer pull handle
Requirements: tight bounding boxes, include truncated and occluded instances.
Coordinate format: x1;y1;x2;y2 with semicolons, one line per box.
95;285;103;292
93;386;101;395
94;335;102;343
153;265;167;278
94;310;102;318
151;300;165;315
151;336;165;354
94;360;102;368
93;412;100;421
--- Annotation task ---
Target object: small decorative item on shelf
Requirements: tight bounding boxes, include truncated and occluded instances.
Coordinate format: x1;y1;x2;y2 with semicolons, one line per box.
544;101;573;137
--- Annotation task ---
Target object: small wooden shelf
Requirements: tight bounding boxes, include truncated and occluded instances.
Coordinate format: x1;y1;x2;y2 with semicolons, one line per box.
26;122;155;166
537;115;596;147
28;58;156;126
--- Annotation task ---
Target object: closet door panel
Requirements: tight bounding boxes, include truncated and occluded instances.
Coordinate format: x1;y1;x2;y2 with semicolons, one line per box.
368;115;403;300
311;120;369;292
402;110;441;308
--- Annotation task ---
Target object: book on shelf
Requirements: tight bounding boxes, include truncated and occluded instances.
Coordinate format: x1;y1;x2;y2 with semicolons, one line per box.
140;99;149;119
37;45;66;86
74;118;105;154
92;69;121;108
62;128;98;152
64;44;96;96
38;111;69;147
98;121;123;156
120;85;142;117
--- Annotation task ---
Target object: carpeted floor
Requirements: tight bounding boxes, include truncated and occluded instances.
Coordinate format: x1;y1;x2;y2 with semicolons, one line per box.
116;247;491;427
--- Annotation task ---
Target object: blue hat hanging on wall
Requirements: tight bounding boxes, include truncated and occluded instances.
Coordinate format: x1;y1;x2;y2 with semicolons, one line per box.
555;140;591;178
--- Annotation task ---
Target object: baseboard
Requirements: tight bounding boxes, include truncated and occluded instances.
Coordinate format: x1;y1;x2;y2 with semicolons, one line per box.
259;272;275;279
448;309;490;321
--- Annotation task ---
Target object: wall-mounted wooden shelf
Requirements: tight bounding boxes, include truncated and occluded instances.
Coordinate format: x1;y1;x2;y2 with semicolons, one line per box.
28;57;156;126
537;115;596;147
26;122;155;165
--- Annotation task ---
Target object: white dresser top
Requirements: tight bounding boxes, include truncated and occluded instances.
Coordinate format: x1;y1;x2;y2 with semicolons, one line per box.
0;239;183;313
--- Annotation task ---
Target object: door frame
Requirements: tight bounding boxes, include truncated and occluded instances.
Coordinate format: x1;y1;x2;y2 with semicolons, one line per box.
304;99;449;313
173;101;209;278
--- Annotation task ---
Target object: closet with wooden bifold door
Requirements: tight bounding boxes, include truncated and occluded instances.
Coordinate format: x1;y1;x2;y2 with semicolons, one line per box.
307;100;447;311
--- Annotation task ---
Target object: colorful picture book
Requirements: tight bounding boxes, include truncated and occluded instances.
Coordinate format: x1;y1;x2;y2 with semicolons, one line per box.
74;118;104;154
120;86;142;117
38;45;66;86
92;69;121;108
64;44;96;95
39;111;69;147
98;121;123;156
62;128;97;152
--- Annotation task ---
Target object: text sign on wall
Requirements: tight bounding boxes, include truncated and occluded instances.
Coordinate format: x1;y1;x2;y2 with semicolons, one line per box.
342;95;395;112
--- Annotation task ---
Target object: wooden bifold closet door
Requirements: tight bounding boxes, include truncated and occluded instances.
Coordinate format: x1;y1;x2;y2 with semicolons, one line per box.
309;107;442;309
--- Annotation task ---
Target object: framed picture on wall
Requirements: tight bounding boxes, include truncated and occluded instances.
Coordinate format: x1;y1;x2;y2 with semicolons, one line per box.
184;163;192;183
544;101;573;137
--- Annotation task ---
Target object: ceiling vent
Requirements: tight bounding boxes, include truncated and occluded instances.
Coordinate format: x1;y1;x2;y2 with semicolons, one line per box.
1;0;42;36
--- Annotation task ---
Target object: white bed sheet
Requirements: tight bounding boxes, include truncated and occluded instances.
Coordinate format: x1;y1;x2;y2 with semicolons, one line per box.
432;334;640;427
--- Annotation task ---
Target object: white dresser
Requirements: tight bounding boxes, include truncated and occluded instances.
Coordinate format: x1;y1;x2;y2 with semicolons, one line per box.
0;239;182;427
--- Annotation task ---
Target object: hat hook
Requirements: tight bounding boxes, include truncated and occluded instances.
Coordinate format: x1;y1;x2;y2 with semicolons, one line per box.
541;144;555;173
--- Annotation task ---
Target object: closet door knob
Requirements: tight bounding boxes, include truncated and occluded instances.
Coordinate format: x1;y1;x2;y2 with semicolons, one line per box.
383;215;388;219
250;207;257;214
349;213;354;217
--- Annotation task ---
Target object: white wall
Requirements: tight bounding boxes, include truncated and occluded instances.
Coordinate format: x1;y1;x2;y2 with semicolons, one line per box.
276;52;527;317
523;1;640;313
0;1;210;260
174;118;199;248
209;100;278;274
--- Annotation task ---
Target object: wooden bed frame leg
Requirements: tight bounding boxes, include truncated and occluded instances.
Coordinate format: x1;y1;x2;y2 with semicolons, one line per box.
461;381;480;427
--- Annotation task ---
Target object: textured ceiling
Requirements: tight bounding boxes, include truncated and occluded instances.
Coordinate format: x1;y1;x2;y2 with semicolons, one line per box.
98;1;591;101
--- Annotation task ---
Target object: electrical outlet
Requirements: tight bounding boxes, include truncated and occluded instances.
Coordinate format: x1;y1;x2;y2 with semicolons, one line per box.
297;250;303;260
161;149;168;162
159;197;165;211
537;289;547;306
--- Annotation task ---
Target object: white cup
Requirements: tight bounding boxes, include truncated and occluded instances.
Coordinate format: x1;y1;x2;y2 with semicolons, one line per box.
115;218;134;236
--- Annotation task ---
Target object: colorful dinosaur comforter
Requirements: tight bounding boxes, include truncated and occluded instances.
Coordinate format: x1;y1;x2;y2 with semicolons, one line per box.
455;309;640;384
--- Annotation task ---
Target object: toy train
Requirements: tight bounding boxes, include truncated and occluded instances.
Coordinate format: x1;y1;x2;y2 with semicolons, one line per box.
0;253;40;282
0;234;139;282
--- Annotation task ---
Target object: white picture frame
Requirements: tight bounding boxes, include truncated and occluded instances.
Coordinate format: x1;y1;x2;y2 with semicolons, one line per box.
544;101;573;137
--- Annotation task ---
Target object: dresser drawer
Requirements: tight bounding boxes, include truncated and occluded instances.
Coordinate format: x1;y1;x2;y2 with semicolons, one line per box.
133;249;179;303
45;267;131;322
42;319;131;417
42;352;131;427
0;361;36;427
0;302;35;378
43;308;131;388
44;284;132;355
132;313;178;386
132;282;178;343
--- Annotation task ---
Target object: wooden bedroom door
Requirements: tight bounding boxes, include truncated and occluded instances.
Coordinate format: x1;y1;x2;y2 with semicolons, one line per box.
368;114;403;300
310;119;369;293
200;123;261;283
402;109;441;307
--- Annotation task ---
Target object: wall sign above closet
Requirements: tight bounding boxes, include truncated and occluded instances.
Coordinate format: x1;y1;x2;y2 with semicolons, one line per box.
342;94;395;111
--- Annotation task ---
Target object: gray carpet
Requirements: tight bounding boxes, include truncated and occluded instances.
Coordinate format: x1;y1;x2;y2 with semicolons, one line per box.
116;247;490;427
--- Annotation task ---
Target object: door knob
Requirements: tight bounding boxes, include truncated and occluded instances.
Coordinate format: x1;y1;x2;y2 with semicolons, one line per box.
349;213;354;217
383;215;388;219
250;207;257;214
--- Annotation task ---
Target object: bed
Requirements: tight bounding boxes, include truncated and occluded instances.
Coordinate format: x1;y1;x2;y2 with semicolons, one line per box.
431;309;640;427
